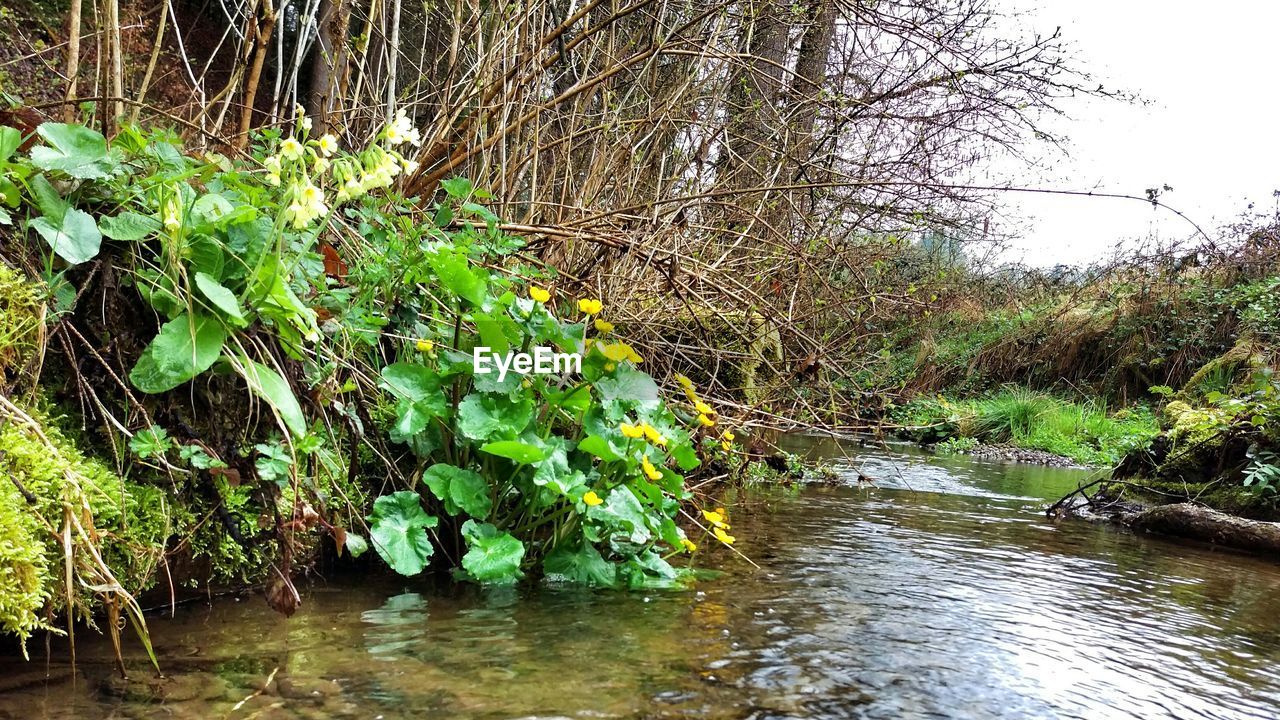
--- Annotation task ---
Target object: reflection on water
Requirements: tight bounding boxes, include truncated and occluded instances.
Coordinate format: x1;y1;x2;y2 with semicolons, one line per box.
3;433;1280;719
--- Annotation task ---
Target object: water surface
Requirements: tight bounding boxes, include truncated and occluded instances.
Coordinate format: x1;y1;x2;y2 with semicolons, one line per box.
3;434;1279;719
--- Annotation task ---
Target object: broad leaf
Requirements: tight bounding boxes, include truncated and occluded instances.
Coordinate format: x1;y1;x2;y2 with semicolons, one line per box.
479;440;546;464
380;362;446;402
594;365;660;420
427;250;487;305
587;485;651;545
576;434;621;462
195;271;248;326
0;126;21;162
456;392;533;441
30;123;119;179
423;463;492;518
460;520;524;584
31;208;101;265
129;312;227;393
100;211;161;241
543;541;617;587
234;357;307;438
369;491;438;576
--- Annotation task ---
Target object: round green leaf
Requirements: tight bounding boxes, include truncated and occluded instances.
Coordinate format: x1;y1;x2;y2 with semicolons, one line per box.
369;491;439;576
479;440;546;464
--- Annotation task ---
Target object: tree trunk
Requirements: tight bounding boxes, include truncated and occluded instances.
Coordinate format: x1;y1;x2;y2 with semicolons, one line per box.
1129;503;1280;555
63;0;83;122
307;0;352;134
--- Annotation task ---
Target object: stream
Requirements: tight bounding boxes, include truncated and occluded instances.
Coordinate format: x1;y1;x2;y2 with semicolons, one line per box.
3;434;1280;719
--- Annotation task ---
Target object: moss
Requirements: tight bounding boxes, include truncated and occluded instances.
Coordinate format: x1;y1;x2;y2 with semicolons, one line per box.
0;264;44;377
666;306;781;402
1175;339;1264;402
0;403;175;646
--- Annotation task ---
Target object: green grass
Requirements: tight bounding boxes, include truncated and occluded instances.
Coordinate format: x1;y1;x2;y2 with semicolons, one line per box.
895;388;1159;466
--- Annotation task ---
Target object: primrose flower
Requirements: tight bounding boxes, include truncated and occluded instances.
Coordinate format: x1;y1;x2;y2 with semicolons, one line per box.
714;527;736;546
300;115;313;133
415;339;434;353
577;298;603;315
161;203;182;232
280;137;304;160
384;110;422;147
681;538;697;552
641;455;663;481
318;133;339;157
593;318;614;333
641;423;666;447
529;286;551;303
620;423;644;439
401;157;420;174
697;414;716;428
583;490;603;506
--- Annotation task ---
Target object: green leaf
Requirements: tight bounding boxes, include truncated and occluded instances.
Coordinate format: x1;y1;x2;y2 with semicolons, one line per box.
0;207;9;225
380;362;446;402
369;491;439;576
100;211;161;241
594;365;660;420
344;532;369;558
0;126;21;162
30;174;68;221
31;208;101;265
234;357;307;438
440;176;473;198
543;541;617;587
588;485;651;545
422;463;492;518
129;312;227;393
460;520;524;584
30;123;119;179
195;272;248;326
480;440;546;464
576;434;621;462
456;392;533;441
427;250;487;305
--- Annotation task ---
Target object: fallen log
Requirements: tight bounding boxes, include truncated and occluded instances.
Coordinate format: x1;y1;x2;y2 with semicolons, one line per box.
1127;503;1280;555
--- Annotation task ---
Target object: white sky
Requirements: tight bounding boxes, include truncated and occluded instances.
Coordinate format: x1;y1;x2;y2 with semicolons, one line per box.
989;0;1280;266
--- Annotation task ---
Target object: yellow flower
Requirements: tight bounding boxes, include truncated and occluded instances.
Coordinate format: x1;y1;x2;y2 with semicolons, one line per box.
702;509;728;529
694;400;715;416
593;318;614;334
604;362;616;372
641;424;666;447
415;339;434;353
280;137;304;160
674;373;694;390
317;133;339;157
713;527;736;545
681;538;697;552
697;413;716;428
577;298;603;315
583;490;603;506
721;430;735;442
529;286;551;303
721;440;732;452
599;342;643;364
641;455;663;481
620;423;644;439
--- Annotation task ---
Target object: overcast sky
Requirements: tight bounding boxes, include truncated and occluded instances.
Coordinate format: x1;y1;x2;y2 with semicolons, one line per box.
988;0;1280;266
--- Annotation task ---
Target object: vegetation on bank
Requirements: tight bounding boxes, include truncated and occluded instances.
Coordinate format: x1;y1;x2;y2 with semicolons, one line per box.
893;389;1159;466
0;116;747;649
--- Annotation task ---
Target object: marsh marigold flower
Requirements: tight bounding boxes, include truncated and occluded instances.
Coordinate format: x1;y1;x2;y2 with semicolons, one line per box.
702;508;729;529
577;298;603;315
641;455;663;481
681;538;698;552
593;318;614;333
714;527;736;545
416;339;434;353
697;414;716;428
583;490;603;506
529;286;551;303
694;400;715;416
600;342;643;364
641;423;666;446
620;423;644;439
